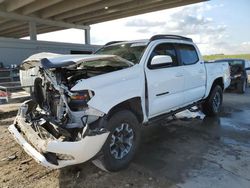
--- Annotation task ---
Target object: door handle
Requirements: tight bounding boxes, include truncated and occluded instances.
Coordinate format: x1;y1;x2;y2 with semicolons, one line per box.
156;91;169;96
175;73;183;77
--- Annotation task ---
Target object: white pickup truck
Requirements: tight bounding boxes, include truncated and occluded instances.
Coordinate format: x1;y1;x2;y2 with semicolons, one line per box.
9;35;230;172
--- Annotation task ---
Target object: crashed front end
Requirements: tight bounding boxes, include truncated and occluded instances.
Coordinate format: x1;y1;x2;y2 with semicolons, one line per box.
9;101;108;169
9;99;109;169
8;54;135;168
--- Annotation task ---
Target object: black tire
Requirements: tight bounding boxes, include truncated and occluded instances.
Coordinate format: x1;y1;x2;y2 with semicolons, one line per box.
202;85;223;117
102;110;141;172
237;79;246;94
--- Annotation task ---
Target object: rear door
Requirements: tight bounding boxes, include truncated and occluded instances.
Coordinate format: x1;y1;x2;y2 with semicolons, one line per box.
176;44;206;105
145;42;185;118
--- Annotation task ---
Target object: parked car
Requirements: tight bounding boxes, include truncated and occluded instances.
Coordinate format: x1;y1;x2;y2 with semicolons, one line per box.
215;59;248;93
9;35;230;172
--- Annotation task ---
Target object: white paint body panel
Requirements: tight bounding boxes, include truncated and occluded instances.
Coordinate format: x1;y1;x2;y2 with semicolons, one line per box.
11;38;231;169
204;62;231;98
9;124;109;169
182;61;206;104
145;66;185;117
18;40;230;122
68;39;230;120
71;64;145;115
182;44;206;105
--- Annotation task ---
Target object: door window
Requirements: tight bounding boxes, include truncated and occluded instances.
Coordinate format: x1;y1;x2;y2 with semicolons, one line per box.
148;43;178;69
177;44;199;65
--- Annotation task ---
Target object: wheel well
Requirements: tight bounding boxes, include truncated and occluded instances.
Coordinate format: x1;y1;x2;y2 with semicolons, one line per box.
211;77;224;91
106;97;143;123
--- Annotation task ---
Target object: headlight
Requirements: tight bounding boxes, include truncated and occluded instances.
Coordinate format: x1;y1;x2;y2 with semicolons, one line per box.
70;90;94;100
68;90;95;111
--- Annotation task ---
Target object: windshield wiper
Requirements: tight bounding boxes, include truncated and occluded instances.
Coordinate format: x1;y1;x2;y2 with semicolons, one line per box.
84;65;125;70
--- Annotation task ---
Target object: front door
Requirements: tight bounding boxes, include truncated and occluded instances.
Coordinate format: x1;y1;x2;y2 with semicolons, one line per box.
145;43;185;118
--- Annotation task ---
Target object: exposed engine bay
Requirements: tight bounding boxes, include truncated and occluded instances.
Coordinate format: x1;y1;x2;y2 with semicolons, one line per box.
26;55;133;139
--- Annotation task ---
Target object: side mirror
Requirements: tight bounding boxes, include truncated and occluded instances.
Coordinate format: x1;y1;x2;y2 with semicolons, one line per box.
151;55;173;66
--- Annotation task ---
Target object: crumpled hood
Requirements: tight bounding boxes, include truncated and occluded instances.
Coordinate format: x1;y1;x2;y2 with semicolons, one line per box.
21;52;134;70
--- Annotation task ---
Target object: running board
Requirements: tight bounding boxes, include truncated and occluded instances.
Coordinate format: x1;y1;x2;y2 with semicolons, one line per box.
146;100;204;125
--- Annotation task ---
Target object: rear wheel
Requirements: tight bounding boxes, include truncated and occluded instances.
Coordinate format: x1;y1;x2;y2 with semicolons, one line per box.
237;79;246;94
102;110;141;172
202;85;223;116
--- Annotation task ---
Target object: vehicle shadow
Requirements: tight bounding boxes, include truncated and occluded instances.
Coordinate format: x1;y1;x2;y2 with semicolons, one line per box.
58;116;223;188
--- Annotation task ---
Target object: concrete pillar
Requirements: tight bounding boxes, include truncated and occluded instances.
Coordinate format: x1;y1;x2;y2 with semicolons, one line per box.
29;21;37;40
85;27;90;44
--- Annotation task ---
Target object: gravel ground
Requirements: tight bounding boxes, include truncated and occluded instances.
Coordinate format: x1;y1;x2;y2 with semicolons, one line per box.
0;88;250;188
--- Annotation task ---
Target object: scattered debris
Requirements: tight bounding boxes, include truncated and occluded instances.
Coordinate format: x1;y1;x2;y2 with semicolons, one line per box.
1;157;7;161
148;177;153;181
98;171;102;175
20;158;32;165
92;158;109;172
26;172;37;179
174;108;205;120
125;183;134;187
92;172;99;178
33;170;53;180
8;155;17;161
76;171;80;179
7;152;18;161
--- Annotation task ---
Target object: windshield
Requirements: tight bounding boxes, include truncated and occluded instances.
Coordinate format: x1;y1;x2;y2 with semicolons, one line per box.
95;42;147;64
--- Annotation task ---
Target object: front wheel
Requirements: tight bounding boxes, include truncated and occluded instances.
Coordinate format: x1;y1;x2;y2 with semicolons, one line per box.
102;110;141;172
202;85;223;116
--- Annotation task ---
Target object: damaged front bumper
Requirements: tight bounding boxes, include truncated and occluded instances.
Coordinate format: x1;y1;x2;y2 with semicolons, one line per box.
8;102;109;169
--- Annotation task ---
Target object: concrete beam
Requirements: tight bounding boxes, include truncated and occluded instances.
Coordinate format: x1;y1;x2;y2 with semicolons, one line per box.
0;10;90;30
66;0;163;23
6;0;35;12
0;21;25;32
21;0;63;15
54;0;132;20
0;17;8;24
75;0;203;24
2;26;62;39
40;0;101;19
29;21;37;40
0;24;28;35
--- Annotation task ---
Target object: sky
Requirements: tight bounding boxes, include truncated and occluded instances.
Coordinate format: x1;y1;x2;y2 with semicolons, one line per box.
34;0;250;55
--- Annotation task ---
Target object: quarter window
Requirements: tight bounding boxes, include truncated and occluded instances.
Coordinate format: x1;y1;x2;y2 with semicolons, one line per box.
177;44;199;65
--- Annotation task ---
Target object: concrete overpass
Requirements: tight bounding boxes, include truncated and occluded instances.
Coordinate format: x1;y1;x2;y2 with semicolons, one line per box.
0;0;206;44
